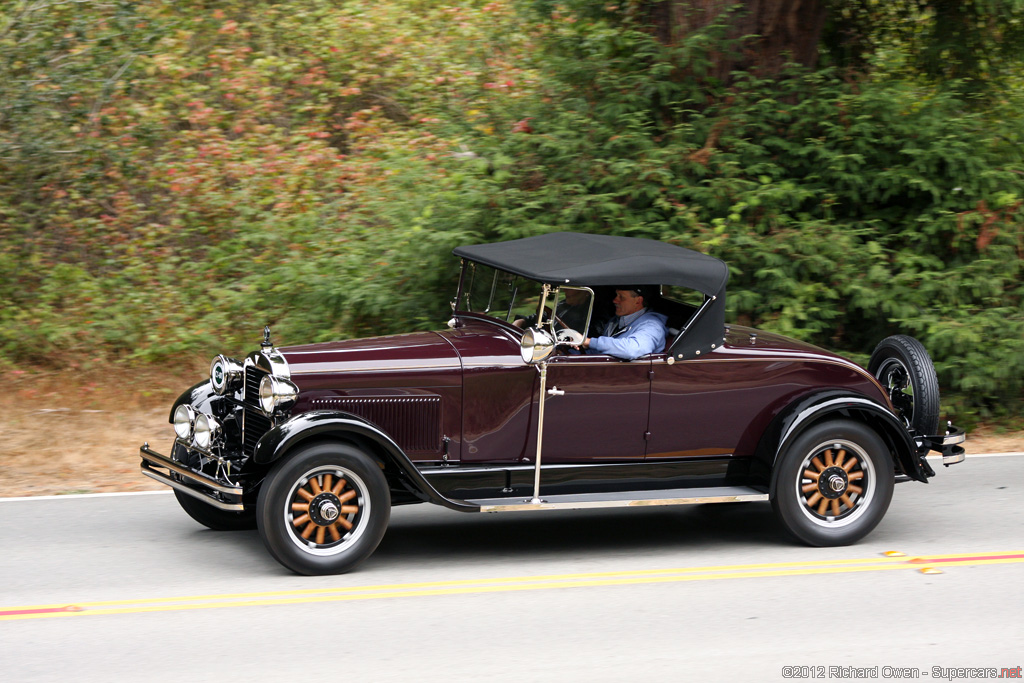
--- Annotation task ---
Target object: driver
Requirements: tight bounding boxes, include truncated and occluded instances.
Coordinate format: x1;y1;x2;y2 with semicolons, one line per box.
580;286;667;360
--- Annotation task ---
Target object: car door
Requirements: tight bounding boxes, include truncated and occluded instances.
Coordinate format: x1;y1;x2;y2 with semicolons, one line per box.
531;353;652;463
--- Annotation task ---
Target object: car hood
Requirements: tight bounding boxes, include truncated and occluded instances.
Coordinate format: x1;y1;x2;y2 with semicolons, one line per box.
279;331;461;376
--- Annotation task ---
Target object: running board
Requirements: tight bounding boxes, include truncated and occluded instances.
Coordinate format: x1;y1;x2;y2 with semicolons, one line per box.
467;486;768;512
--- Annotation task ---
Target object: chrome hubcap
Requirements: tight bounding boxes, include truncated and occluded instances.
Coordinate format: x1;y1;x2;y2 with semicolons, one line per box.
319;500;339;522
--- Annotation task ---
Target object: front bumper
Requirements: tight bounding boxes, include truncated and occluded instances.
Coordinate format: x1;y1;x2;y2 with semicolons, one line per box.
140;442;245;511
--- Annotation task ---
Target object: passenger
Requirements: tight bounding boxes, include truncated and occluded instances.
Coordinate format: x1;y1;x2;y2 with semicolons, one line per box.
580;286;667;360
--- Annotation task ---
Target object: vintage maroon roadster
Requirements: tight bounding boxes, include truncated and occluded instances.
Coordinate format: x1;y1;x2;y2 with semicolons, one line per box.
140;232;965;574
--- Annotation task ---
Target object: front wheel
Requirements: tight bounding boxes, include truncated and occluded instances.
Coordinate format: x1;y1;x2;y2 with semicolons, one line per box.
771;420;894;547
257;442;390;575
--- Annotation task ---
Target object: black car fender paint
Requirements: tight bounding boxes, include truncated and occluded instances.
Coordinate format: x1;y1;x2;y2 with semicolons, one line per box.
753;390;924;491
169;380;220;423
251;410;478;512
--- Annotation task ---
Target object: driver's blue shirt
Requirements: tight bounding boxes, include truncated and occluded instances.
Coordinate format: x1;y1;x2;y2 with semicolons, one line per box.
588;308;668;360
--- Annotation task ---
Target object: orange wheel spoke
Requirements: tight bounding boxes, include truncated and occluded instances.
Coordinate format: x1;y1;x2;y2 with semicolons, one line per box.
332;478;347;496
801;483;818;494
337;517;353;531
339;505;359;514
338;489;357;504
327;524;341;542
315;526;326;545
310;478;323;495
803;469;820;481
847;484;863;495
842;458;858;472
830;499;840;516
840;494;855;510
322;474;333;494
817;497;829;516
807;491;822;507
292;513;310;527
291;503;309;513
847;471;864;482
300;522;317;540
824;449;834;467
297;489;314;502
811;456;825;473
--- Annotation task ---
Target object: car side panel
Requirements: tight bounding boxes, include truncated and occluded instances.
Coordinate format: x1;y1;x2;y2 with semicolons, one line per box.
647;351;888;460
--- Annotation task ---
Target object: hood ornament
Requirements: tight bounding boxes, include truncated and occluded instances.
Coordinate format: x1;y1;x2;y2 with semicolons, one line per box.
261;325;273;349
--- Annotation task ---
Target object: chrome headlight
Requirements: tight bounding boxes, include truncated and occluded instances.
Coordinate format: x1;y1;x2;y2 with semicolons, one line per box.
210;355;244;396
173;404;195;440
259;375;299;415
193;413;221;450
520;327;555;364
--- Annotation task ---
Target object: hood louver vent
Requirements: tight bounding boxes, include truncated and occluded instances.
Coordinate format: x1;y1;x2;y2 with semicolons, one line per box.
311;396;442;453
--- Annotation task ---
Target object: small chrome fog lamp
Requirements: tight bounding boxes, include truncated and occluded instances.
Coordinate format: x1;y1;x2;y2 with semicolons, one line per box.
258;375;300;416
173;404;196;440
210;355;244;396
193;413;221;450
520;327;555;364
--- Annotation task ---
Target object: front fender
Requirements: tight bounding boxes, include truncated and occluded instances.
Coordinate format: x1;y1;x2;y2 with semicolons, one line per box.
169;380;219;423
252;411;476;512
754;391;926;490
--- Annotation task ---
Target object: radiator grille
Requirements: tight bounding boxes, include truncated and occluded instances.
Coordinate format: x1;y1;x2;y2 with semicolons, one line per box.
311;396;442;453
243;366;272;455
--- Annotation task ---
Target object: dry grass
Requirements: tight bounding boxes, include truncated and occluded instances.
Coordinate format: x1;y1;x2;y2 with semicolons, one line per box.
0;366;1021;498
0;364;203;497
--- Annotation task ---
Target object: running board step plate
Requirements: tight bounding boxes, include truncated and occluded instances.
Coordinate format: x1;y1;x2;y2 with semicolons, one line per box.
468;486;768;512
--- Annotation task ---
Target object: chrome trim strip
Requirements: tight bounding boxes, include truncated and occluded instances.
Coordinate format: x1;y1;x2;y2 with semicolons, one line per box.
942;431;967;446
471;487;768;512
942;450;966;466
289;361;462;374
140;468;245;512
139;443;244;497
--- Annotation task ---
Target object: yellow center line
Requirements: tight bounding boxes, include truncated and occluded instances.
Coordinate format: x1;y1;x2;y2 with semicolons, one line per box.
2;550;1022;621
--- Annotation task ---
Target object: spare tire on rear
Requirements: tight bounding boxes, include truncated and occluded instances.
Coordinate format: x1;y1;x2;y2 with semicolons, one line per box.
867;335;940;436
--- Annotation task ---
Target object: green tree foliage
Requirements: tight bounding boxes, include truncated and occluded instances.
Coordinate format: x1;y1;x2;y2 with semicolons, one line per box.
0;0;1021;421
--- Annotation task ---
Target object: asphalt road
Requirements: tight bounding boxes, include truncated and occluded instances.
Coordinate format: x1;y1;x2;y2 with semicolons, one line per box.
1;454;1021;682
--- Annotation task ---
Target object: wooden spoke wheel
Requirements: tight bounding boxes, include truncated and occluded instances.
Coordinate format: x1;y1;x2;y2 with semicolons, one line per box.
796;440;873;527
258;443;390;575
285;467;367;554
772;420;894;547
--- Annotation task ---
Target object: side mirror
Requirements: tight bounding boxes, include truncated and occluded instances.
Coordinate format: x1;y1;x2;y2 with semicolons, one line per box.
520;327;555;364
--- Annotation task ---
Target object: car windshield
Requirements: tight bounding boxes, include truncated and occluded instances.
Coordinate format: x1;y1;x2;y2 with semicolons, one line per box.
459;262;545;324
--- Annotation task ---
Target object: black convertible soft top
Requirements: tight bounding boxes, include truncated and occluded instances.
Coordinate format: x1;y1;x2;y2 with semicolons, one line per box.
454;232;729;358
453;231;728;297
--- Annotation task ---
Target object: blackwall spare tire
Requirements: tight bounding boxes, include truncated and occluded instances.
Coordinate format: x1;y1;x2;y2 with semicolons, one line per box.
867;335;941;436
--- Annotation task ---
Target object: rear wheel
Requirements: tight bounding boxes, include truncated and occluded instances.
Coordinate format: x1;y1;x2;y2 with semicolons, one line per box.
257;442;390;575
868;335;940;436
772;420;894;546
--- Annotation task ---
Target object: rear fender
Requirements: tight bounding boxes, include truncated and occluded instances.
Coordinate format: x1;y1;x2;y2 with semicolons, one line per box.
252;410;476;512
753;391;926;491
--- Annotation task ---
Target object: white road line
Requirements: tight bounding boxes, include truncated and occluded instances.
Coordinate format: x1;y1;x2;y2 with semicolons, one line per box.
0;490;172;503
